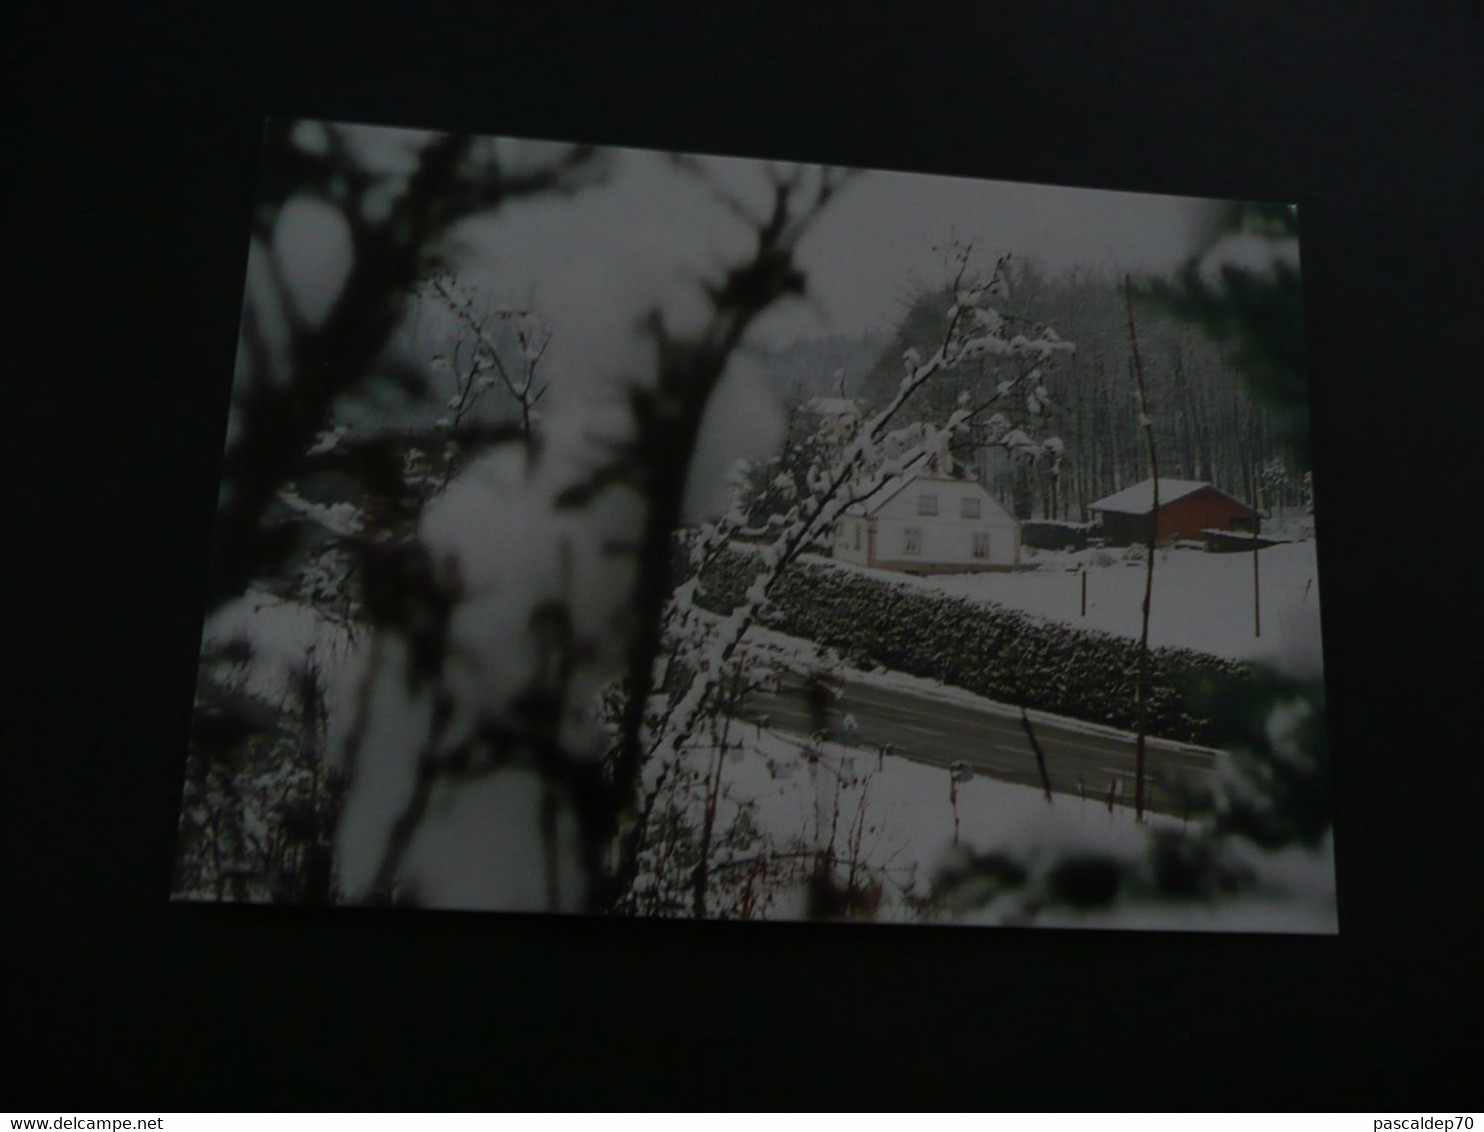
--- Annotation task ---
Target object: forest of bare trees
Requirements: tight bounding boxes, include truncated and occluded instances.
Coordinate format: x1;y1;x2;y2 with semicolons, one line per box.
857;261;1310;523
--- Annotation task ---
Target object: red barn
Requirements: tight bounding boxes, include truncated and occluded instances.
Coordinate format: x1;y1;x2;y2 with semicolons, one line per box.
1088;478;1258;545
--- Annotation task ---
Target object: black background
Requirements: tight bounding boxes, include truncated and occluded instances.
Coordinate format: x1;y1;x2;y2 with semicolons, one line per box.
8;0;1481;1110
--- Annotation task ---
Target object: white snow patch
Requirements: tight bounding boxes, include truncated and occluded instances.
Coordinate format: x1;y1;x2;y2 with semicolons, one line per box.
276;490;363;536
334;638;438;899
272;196;353;327
202;589;360;707
668;723;1331;932
1198;232;1301;283
399;769;586;912
1088;478;1210;514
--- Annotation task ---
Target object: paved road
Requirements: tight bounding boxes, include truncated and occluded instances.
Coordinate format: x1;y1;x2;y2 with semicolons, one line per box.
741;674;1224;818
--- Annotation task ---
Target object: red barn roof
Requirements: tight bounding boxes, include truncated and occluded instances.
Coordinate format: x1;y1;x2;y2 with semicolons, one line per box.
1089;478;1250;516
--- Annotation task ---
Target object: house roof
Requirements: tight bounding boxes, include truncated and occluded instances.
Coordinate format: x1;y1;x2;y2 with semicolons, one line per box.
1088;478;1241;515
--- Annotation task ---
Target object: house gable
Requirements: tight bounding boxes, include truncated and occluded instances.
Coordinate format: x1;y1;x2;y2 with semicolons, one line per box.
836;471;1020;573
858;472;1013;523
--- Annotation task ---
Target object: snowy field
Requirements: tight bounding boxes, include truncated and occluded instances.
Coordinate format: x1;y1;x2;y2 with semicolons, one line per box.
193;570;1335;930
682;725;1336;932
807;540;1324;670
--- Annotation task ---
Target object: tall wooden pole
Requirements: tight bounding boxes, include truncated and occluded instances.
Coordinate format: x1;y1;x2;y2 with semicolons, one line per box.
1124;276;1159;823
1253;538;1262;637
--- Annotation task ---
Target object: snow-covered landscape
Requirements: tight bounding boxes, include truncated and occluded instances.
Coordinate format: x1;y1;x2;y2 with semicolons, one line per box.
812;538;1323;669
183;531;1335;932
173;119;1333;933
646;724;1335;932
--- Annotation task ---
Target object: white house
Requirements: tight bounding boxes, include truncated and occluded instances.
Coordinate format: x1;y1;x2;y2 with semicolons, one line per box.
832;459;1020;574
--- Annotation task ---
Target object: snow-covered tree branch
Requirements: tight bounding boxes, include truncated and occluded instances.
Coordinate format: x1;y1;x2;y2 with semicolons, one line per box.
622;246;1076;911
212;124;599;608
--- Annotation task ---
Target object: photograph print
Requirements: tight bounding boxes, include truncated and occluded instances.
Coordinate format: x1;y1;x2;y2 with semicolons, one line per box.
173;119;1334;931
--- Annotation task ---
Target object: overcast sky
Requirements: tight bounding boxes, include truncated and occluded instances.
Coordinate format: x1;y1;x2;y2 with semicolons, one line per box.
266;124;1262;516
387;140;1230;515
451;140;1229;360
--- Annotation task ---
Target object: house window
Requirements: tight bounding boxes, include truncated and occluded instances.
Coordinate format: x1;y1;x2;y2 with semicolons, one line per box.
903;527;922;555
853;523;862;550
961;496;981;519
972;532;990;559
918;493;938;516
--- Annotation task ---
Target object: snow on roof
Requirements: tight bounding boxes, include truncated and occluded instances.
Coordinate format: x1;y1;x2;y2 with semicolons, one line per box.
1088;478;1215;514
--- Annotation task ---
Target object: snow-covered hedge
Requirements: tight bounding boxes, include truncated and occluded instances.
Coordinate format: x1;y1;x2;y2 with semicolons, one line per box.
688;549;1250;746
